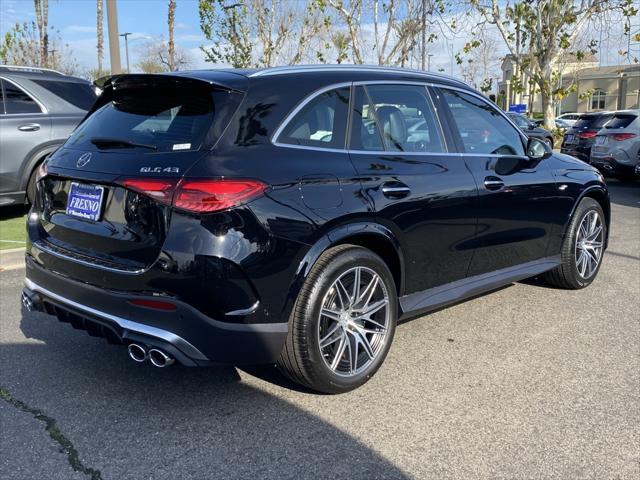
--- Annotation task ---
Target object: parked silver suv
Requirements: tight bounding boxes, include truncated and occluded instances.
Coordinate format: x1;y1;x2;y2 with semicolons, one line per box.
0;66;96;206
590;109;640;180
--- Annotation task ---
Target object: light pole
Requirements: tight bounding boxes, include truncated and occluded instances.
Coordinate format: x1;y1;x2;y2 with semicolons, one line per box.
106;0;122;73
427;54;433;72
120;32;132;73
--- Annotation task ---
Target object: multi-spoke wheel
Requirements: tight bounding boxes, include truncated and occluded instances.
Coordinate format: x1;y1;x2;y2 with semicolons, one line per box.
278;245;397;393
574;210;604;280
544;198;606;289
318;267;390;377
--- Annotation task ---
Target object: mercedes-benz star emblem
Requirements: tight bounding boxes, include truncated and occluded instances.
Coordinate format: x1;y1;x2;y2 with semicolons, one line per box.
77;152;92;168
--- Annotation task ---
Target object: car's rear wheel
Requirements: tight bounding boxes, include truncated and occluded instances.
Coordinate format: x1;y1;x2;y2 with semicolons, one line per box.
278;245;397;393
543;198;605;289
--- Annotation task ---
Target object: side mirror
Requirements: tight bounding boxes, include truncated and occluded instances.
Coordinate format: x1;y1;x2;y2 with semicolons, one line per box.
527;137;552;161
528;121;537;129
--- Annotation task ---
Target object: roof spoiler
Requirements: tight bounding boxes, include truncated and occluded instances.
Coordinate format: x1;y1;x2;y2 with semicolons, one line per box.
93;72;246;93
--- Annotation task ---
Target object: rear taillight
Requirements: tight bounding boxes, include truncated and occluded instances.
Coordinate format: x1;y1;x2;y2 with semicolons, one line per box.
128;298;177;311
120;178;177;205
577;131;597;139
610;133;637;141
117;178;267;213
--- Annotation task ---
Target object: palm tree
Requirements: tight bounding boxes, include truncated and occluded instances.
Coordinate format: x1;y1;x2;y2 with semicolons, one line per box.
97;0;104;73
33;0;49;66
168;0;176;71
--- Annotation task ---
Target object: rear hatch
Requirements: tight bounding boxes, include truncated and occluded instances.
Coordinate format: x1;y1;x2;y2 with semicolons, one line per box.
34;73;245;271
563;113;612;147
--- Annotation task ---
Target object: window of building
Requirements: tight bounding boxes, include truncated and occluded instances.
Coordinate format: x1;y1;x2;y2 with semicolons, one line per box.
591;90;606;110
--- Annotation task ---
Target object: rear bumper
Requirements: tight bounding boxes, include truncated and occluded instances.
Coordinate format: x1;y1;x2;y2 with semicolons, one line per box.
590;157;636;176
24;255;288;366
560;146;590;162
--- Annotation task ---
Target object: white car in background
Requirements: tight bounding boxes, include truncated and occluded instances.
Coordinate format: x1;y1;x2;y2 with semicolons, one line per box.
555;113;580;127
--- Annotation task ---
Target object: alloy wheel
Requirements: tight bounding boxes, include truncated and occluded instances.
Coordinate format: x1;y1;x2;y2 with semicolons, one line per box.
575;210;604;279
317;266;390;377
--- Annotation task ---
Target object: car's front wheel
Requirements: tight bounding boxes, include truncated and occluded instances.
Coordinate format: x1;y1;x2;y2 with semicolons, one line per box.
278;245;397;393
543;197;606;289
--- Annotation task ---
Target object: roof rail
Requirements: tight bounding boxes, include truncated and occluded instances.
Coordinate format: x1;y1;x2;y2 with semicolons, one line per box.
0;64;65;76
248;64;468;86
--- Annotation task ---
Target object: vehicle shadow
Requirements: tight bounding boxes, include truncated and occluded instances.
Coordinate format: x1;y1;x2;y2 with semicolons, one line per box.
606;178;640;209
6;309;408;480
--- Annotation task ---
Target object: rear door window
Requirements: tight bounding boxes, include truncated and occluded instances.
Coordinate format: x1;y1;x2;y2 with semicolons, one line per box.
3;80;42;114
32;79;96;110
277;87;350;149
66;85;241;153
350;84;445;153
440;89;525;156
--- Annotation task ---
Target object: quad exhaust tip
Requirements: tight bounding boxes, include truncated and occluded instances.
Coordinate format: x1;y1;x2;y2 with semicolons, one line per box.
21;292;35;311
148;348;175;368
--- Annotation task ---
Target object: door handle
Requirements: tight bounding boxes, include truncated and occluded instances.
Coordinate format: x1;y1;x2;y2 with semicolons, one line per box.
381;183;411;198
18;123;41;132
483;176;504;191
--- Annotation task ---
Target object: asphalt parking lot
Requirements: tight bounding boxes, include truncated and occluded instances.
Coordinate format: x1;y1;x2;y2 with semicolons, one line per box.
1;179;638;480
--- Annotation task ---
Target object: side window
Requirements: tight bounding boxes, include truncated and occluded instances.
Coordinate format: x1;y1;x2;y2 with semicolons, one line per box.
441;89;525;156
3;80;42;114
278;87;349;149
351;84;445;153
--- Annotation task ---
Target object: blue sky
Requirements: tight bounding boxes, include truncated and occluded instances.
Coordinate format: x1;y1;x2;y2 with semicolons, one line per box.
0;0;209;70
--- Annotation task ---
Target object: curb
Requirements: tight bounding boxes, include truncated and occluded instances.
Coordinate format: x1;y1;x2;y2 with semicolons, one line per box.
0;247;25;271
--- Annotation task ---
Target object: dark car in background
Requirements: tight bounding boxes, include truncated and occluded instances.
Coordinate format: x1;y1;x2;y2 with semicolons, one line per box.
0;65;96;206
560;111;613;162
22;66;609;393
506;112;554;147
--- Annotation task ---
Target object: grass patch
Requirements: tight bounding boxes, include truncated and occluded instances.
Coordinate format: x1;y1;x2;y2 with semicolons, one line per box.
0;206;28;250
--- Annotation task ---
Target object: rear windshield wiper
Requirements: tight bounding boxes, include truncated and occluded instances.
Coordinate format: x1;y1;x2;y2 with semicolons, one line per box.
91;137;157;151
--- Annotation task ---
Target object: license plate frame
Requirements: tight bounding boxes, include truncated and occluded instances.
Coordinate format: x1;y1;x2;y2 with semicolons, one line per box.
565;134;575;144
595;136;608;145
66;182;105;222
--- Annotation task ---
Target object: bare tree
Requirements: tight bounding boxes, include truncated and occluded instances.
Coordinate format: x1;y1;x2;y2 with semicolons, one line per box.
137;40;192;73
470;0;638;128
97;0;104;73
168;0;177;71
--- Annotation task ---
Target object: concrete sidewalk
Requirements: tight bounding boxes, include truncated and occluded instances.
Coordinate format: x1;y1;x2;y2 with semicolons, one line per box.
0;247;25;272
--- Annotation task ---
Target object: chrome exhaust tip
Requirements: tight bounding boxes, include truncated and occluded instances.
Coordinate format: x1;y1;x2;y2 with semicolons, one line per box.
21;292;34;311
148;349;175;368
128;343;148;363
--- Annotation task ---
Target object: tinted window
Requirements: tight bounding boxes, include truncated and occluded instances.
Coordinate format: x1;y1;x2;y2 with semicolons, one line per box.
351;84;445;153
508;113;530;128
441;89;525;156
3;80;42;114
574;114;613;130
605;114;637;129
278;87;350;149
32;80;96;110
66;86;241;153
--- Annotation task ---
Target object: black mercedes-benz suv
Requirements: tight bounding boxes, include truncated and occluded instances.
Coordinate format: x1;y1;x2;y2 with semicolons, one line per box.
23;66;610;393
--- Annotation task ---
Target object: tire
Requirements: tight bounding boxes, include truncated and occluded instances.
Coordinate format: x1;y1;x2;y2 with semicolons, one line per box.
543;198;606;289
26;167;38;205
278;245;397;394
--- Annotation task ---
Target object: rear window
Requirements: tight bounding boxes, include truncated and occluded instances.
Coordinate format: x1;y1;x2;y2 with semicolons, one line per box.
605;114;637;129
574;114;612;130
32;80;96;110
66;85;242;153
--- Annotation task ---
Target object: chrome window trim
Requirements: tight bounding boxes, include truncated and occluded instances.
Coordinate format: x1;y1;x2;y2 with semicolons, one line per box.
272;80;454;155
24;277;209;361
0;76;48;115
